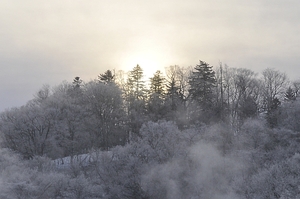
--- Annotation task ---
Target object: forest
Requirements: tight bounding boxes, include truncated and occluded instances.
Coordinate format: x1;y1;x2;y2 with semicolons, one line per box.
1;61;300;198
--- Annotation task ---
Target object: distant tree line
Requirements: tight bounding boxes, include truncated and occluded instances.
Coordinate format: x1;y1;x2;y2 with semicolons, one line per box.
1;61;300;198
0;61;299;159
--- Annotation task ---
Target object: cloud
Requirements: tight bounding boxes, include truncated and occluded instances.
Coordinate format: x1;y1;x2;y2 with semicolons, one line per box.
0;0;300;110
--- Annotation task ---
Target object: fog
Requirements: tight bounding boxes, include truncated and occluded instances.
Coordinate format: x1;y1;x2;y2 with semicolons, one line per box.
0;56;300;198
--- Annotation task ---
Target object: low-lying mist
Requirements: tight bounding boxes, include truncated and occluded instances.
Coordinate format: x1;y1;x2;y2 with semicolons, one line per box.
142;142;243;199
1;118;300;198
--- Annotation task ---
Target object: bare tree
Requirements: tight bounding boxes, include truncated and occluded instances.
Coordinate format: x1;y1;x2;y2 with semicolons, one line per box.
165;65;192;127
262;68;288;111
0;105;57;159
261;68;288;128
217;66;260;129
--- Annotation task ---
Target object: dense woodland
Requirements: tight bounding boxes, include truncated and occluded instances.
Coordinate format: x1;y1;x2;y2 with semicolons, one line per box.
1;61;300;198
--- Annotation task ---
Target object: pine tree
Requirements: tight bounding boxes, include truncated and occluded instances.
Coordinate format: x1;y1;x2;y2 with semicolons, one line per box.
147;70;166;121
127;65;146;100
188;60;216;123
189;60;216;110
70;77;83;97
149;70;165;96
73;77;82;88
125;65;147;135
284;87;296;101
98;70;115;84
166;74;179;111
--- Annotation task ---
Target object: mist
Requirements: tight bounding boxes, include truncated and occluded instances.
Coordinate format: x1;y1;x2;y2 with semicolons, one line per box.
0;62;300;198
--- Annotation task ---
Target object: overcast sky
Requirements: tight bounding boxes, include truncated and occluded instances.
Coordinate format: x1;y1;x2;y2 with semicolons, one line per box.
0;0;299;111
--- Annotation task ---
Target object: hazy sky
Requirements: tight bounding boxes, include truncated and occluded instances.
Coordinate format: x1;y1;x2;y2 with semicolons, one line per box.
1;0;299;111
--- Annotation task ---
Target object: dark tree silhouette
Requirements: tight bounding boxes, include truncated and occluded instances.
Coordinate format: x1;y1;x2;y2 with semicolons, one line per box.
188;60;216;123
98;70;115;84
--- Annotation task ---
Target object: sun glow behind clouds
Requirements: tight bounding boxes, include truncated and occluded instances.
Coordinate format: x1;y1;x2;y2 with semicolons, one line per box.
119;38;169;80
122;53;162;79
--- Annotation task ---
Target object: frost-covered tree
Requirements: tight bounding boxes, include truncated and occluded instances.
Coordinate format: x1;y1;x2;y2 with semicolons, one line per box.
88;121;188;199
262;68;287;109
50;82;89;159
0;148;104;199
279;99;300;131
261;68;287;127
0;104;57;159
82;80;127;150
216;66;260;128
32;84;51;105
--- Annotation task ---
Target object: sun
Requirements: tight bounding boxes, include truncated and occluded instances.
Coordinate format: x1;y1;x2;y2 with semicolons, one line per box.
119;37;169;81
121;52;164;81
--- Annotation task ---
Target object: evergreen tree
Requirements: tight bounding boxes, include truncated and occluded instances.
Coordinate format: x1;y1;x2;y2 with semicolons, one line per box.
189;61;216;107
188;60;216;122
147;70;166;121
125;65;147;136
68;77;83;97
284;87;296;101
165;76;179;112
73;77;82;88
98;70;115;84
127;65;146;100
149;70;165;96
